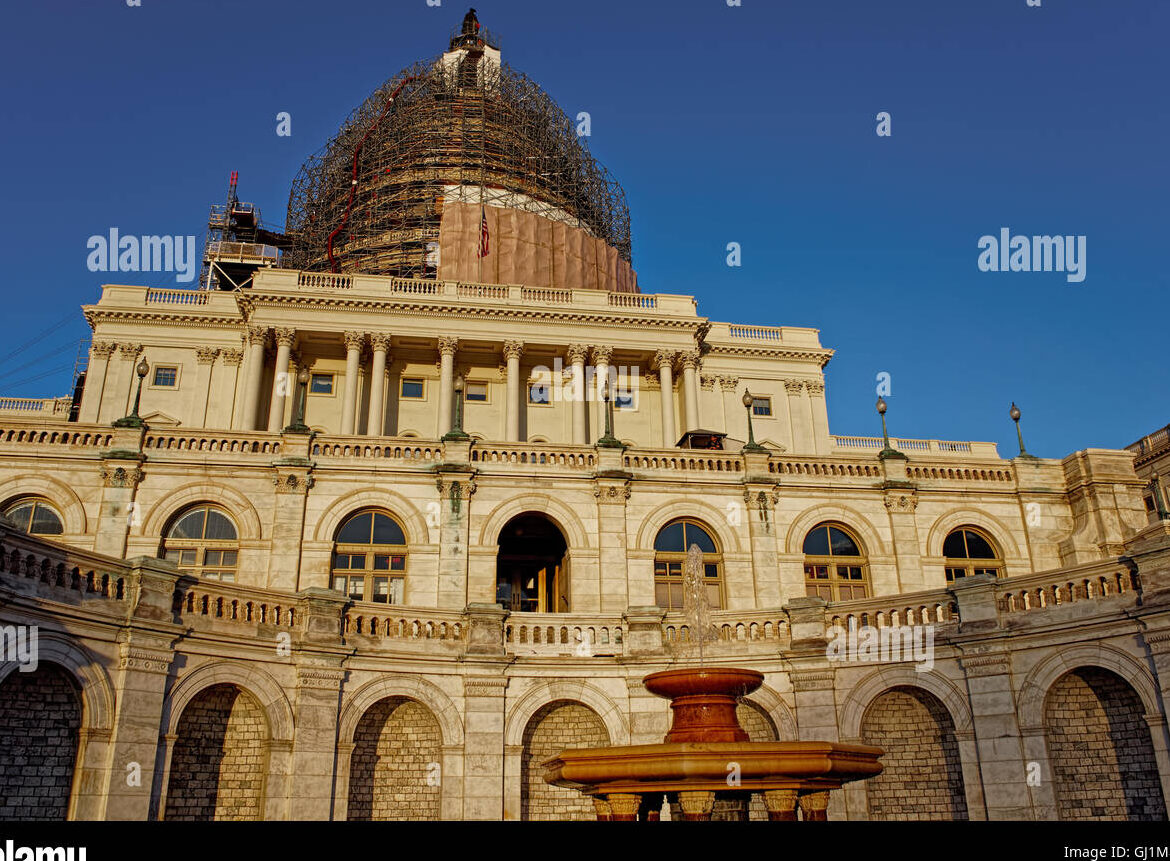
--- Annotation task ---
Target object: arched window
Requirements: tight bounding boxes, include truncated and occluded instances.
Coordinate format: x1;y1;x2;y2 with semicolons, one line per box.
943;527;1002;581
332;510;407;604
653;518;723;611
162;505;238;581
3;497;64;536
803;522;869;601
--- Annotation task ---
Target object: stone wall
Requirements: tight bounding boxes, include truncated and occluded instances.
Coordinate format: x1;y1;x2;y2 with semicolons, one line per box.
1044;667;1166;821
860;686;969;821
164;684;267;821
0;664;81;820
521;701;609;821
348;696;442;821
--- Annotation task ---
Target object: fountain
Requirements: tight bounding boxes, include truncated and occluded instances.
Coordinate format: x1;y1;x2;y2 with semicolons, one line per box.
542;545;884;821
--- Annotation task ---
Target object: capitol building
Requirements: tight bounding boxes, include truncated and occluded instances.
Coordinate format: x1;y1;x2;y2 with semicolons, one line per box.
0;11;1168;822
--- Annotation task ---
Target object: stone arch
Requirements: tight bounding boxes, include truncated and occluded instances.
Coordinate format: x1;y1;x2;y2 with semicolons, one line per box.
0;633;115;734
0;661;83;820
163;661;293;743
338;674;464;747
313;487;432;545
924;509;1022;562
1017;643;1162;732
839;665;973;741
633;499;744;554
0;474;87;535
505;679;628;747
739;682;797;741
346;696;443;821
860;685;969;820
477;494;591;550
164;683;268;820
784;503;889;557
1042;666;1166;820
139;482;262;542
520;699;611;821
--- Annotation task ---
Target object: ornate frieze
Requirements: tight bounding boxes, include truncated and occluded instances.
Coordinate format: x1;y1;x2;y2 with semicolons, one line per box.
884;490;918;513
101;464;143;488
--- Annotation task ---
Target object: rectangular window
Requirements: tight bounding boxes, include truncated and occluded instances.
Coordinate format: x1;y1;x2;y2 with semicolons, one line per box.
372;577;390;603
465;381;488;402
615;390;635;410
152;366;178;387
400;378;425;399
528;383;550;405
751;397;772;417
309;373;334;395
332;575;347;593
347;576;365;602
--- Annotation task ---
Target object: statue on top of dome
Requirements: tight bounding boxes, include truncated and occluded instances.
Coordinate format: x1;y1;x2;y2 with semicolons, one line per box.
461;8;480;37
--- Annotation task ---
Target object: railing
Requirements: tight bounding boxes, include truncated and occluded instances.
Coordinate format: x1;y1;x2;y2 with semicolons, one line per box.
520;286;573;304
311;437;441;461
457;282;507;300
176;580;297;629
145;430;282;456
662;610;789;647
505;614;625;656
827;593;959;631
0;397;72;415
997;566;1138;616
390;277;440;295
472;444;596;470
727;324;784;342
768;457;882;479
144;288;210;306
1128;425;1170;457
623;449;743;474
343;606;466;645
297;272;352;290
608;293;656;310
0;424;114;448
0;527;127;603
831;436;998;457
908;463;1014;483
205;242;279;263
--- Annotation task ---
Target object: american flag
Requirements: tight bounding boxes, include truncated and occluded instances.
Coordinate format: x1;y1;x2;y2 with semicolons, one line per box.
477;208;490;258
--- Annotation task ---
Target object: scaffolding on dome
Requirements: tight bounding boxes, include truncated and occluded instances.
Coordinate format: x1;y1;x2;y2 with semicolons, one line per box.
284;31;632;283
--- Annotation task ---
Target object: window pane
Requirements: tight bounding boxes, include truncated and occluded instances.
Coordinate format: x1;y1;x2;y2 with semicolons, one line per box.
943;530;967;559
654;562;668;577
221;551;237;566
945;567;965;582
804;564;828;580
332;553;349;570
219;573;235;583
30;504;63;535
963;530;997;559
465;382;488;401
153;367;177;387
828;527;860;557
704;564;719;579
655;583;670;608
706;583;722;609
332;576;347;592
683;522;717;554
5;503;34;532
170;509;206;540
654;521;686;552
528;384;549;404
389;578;404;604
180;550;197;565
802;525;830;556
337;512;373;544
838;565;864;581
390;555;405;571
372;577;389;603
401;379;424;399
309;374;334;394
204;550;222;566
204;510;237;541
348;577;365;600
371;513;405;545
373;554;390;570
669;583;683;610
751;397;771;416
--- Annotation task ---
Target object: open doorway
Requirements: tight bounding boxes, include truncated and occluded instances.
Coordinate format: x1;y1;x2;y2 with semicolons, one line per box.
496;513;569;612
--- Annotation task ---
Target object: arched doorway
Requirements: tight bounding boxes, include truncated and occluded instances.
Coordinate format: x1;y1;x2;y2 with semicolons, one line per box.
347;696;442;821
0;663;82;820
164;684;268;821
1044;666;1166;821
520;700;609;820
496;513;568;612
860;686;969;820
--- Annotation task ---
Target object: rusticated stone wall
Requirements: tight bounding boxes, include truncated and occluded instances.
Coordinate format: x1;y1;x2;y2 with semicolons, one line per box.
347;696;442;821
521;701;609;821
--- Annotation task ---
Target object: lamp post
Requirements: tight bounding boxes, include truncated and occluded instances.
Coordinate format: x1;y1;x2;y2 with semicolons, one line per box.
1009;402;1034;458
741;390;766;453
1150;473;1170;521
597;379;622;448
113;358;150;428
442;375;470;442
284;367;311;434
876;396;902;459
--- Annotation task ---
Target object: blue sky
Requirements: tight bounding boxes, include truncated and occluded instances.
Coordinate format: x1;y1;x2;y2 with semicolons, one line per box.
0;0;1165;456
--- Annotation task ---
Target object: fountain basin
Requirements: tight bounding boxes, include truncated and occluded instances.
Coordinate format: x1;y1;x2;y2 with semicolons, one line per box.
644;667;764;743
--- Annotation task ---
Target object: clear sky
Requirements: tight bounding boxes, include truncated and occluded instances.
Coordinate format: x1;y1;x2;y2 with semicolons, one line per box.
0;0;1165;457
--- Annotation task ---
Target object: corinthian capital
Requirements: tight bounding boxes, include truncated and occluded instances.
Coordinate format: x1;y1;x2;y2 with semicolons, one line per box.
91;341;117;359
652;349;676;371
566;344;589;365
246;326;269;347
680;350;701;370
370;332;393;352
591;345;614;365
438;336;459;357
274;327;297;348
343;331;366;351
502;340;525;361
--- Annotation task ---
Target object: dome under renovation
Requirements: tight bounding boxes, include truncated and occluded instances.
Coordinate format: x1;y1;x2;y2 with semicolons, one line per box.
284;10;636;291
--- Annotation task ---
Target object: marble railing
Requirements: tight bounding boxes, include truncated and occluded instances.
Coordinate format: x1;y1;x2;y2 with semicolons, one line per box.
661;609;790;650
472;443;597;470
504;613;625;656
0;527;128;604
827;591;960;631
343;605;466;647
832;435;1001;459
997;563;1139;616
0;422;114;449
145;429;282;456
176;579;297;629
311;435;442;462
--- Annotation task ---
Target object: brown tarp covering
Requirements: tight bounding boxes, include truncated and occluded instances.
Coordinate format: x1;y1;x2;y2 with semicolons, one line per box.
438;201;638;293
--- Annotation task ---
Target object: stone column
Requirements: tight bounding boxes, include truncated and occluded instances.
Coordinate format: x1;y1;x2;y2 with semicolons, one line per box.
592;346;613;439
799;791;830;821
191;347;218;427
241;326;268;431
680;350;701;432
607;793;641;822
340;331;364;435
437;468;477;608
95;431;145;558
763;789;798;821
678;790;714;821
266;328;296;433
654;350;676;447
462;673;509;820
568;344;588;445
784;379;813;453
117;343;143;417
883;488;925;592
100;559;181;821
218;348;243;430
806;380;830;455
270;444;314;592
367;333;392;436
594;475;631;614
78;341;116;423
503;340;524;442
438;336;459;436
743;484;782;608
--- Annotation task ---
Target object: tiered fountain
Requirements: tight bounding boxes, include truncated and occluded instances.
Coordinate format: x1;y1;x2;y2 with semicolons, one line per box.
543;547;883;821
